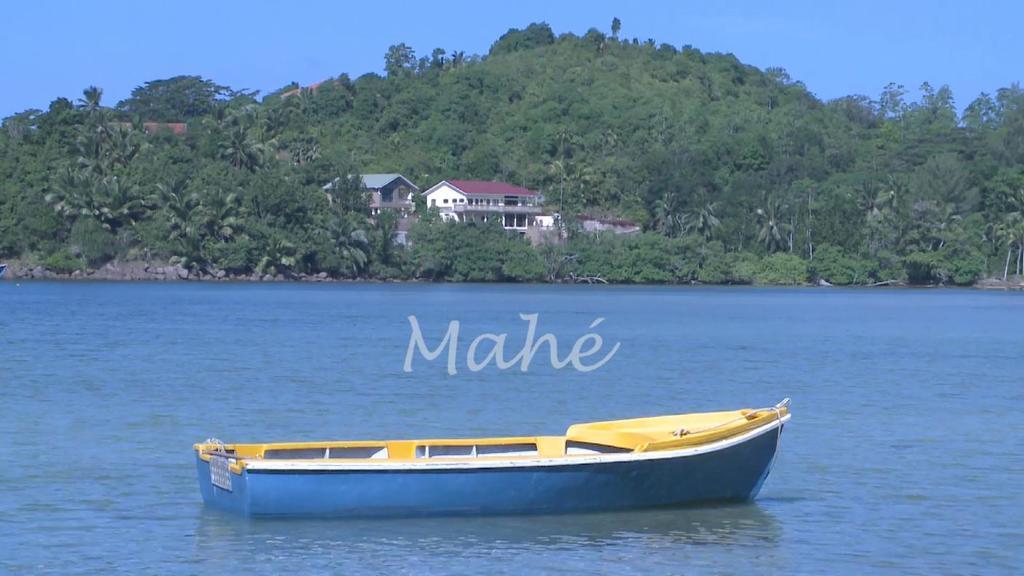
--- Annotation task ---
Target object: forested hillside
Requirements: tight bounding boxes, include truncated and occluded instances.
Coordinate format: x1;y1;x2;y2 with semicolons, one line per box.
2;21;1023;285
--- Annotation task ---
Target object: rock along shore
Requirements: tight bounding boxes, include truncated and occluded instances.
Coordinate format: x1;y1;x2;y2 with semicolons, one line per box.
2;259;1024;289
1;260;344;283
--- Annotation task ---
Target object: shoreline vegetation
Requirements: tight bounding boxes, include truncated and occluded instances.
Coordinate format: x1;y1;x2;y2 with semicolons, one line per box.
4;258;1024;290
3;21;1024;289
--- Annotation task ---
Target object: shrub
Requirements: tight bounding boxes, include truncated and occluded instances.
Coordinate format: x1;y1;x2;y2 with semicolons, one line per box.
43;249;83;274
726;252;760;284
69;218;117;266
500;238;545;281
942;250;985;285
904;251;938;285
368;261;406;281
905;246;986;286
205;238;257;274
810;244;870;285
756;253;808;285
696;241;729;283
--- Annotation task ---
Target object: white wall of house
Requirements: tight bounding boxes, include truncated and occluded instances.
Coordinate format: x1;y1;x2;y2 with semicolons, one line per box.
535;215;555;228
424;183;467;211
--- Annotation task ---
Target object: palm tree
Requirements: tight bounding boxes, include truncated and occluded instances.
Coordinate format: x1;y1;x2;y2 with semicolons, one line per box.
106;125;144;169
90;176;151;233
337;218;370;275
756;195;791;253
448;51;466;69
75;124;113;176
295;88;316;118
600;129;619;157
48;170;151;234
857;179;905;256
928;202;961;250
46;168;93;219
1014;219;1024;278
290;137;321;165
220;123;266;171
317;214;370;276
78;86;103;112
1000;211;1024;278
857;177;902;223
994;218;1016;280
158;180;204;265
372;210;399;267
991;187;1024;279
257;236;298;276
567;163;600;207
555;125;578;160
73;122;144;177
258;105;291;143
653;191;686;237
218;107;268;171
546;159;567;214
858;186;890;223
199;190;244;242
684;189;721;241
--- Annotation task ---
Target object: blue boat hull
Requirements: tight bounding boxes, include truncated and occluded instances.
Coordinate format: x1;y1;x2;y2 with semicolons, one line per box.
196;424;784;517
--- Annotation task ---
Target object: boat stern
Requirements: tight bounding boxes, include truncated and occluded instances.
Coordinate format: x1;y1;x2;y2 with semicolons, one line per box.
194;445;249;515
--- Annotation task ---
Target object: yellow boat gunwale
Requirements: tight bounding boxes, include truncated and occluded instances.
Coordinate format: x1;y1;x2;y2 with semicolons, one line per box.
195;404;789;474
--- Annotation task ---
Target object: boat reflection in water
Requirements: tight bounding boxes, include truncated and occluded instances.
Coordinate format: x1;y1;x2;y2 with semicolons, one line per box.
193;504;783;571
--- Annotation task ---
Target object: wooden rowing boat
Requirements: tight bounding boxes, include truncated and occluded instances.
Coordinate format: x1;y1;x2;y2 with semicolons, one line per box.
194;399;790;517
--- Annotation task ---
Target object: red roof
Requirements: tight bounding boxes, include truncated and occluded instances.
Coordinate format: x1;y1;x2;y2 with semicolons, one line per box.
448;180;538;197
281;80;327;99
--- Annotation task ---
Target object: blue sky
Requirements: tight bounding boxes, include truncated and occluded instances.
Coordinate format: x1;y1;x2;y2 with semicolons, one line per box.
2;0;1020;117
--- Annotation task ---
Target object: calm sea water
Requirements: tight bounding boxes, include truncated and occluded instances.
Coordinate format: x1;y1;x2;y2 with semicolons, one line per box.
1;282;1021;575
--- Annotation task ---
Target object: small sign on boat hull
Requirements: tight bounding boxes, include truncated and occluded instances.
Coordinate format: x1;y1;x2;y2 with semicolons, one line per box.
210;456;232;492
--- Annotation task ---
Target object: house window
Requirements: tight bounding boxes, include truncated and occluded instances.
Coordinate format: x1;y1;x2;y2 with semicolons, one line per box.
444;198;449;204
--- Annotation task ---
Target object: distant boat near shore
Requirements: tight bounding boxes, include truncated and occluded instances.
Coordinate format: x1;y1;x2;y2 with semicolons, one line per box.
0;264;7;279
194;399;791;517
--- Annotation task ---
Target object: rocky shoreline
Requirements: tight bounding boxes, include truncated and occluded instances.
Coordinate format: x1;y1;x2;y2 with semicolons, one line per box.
973;277;1024;291
1;260;344;283
3;259;1024;289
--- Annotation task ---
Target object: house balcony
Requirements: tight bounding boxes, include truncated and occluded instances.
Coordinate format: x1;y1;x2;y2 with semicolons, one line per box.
371;200;414;216
373;200;413;210
451;204;542;214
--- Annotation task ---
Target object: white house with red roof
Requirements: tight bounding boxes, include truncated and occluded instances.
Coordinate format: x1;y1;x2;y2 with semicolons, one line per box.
422;180;543;231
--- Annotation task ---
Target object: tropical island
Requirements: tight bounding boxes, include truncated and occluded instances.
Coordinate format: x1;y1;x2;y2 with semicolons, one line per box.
1;20;1023;287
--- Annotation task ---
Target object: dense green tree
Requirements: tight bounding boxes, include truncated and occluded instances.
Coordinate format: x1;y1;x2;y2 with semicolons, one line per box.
1;22;1022;286
489;23;556;56
117;76;235;121
384;44;417;78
